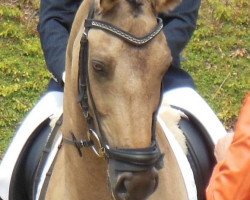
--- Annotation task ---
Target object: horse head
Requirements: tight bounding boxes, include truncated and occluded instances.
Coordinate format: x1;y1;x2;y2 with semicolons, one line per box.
63;0;181;199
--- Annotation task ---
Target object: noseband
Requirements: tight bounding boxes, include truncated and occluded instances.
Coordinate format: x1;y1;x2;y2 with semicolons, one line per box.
63;6;164;171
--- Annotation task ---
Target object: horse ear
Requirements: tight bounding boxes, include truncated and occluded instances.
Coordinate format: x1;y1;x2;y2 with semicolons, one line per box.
97;0;119;13
151;0;181;13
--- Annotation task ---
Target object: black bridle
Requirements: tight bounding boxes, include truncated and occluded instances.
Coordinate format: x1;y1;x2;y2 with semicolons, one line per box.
63;6;164;171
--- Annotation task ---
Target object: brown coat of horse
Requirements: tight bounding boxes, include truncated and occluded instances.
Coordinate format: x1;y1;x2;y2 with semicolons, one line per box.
45;0;188;199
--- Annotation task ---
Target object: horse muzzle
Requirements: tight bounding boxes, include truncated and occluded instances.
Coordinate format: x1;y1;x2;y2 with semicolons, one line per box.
110;167;159;200
107;144;164;200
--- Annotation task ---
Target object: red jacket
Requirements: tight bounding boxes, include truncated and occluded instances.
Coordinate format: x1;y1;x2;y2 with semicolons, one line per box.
206;93;250;200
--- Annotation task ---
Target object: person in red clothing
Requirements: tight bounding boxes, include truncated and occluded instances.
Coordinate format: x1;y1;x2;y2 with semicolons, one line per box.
206;92;250;200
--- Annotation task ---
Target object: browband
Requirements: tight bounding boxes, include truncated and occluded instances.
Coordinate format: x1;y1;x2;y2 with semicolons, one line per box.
84;18;163;46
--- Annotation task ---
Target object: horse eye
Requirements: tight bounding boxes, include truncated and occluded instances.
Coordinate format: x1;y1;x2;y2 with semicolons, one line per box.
92;61;105;72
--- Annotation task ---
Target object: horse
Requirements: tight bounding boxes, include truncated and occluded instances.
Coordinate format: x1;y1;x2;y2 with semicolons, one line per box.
0;0;228;199
45;0;187;199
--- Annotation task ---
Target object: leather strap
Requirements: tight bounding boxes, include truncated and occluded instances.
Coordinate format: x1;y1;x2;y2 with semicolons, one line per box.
84;18;163;46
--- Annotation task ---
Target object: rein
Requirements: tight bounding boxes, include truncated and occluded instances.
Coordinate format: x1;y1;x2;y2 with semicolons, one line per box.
63;6;164;171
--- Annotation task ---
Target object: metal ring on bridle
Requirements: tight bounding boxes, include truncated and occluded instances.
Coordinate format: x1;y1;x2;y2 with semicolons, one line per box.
87;129;106;157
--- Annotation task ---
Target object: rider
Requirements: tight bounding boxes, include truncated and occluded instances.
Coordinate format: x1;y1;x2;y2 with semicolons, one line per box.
38;0;201;92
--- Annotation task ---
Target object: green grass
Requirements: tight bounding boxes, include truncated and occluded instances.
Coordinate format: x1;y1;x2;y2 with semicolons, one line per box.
0;0;249;156
182;0;249;127
0;3;50;156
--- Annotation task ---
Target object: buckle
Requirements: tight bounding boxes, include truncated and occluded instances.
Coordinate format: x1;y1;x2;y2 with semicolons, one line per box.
87;129;106;158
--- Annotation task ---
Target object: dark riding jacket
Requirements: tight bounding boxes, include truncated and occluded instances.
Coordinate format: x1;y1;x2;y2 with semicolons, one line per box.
38;0;201;91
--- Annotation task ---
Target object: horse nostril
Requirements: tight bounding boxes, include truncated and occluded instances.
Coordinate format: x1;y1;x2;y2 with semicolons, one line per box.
116;181;127;198
113;170;159;200
115;172;132;199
